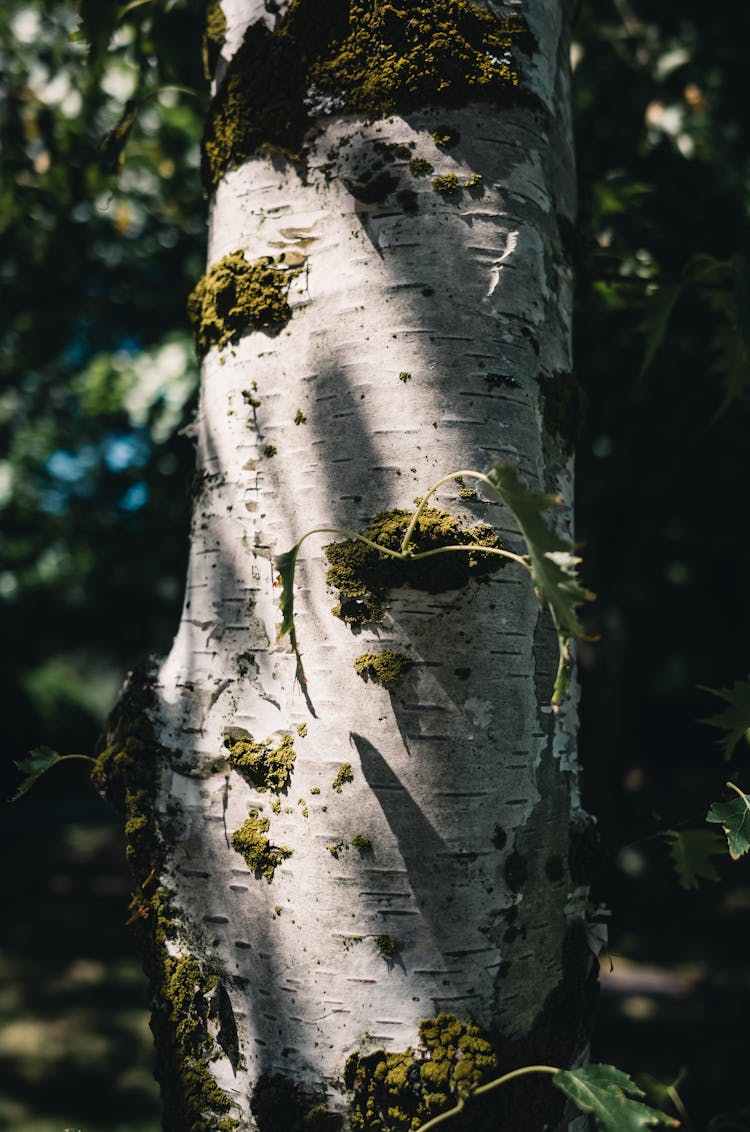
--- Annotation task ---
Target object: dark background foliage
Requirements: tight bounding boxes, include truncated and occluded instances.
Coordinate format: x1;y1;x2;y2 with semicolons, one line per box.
1;1;749;1128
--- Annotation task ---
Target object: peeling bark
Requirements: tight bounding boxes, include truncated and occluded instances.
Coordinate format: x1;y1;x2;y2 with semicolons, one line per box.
102;2;596;1128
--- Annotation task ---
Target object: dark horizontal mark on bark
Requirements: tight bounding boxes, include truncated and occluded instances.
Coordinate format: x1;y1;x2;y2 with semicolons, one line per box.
443;947;496;957
434;791;489;798
359;891;411;898
406;735;451;742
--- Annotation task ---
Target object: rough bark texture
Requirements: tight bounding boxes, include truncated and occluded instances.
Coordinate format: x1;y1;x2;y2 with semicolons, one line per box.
98;2;596;1129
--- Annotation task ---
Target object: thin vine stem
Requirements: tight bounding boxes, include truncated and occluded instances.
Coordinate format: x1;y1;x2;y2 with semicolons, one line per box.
290;526;529;571
407;543;530;570
292;527;409;562
415;1065;560;1132
400;469;496;555
726;780;749;804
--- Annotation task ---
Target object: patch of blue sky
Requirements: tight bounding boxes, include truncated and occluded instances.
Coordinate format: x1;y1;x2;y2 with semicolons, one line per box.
45;445;98;484
118;481;149;512
104;431;150;472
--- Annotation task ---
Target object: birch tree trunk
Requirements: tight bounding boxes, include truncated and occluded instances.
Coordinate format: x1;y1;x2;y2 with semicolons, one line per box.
96;2;597;1129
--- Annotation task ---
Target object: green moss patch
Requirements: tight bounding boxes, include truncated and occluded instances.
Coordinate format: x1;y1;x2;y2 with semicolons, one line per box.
187;250;300;357
344;1013;497;1131
91;669;238;1130
353;650;413;687
157;952;236;1129
325;507;507;626
202;0;530;186
232;808;292;882
224;730;296;792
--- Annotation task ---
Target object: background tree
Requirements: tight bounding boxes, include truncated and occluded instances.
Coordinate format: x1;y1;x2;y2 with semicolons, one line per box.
2;0;750;1130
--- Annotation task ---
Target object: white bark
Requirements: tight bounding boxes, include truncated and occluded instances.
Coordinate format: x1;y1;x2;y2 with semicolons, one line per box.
144;1;590;1126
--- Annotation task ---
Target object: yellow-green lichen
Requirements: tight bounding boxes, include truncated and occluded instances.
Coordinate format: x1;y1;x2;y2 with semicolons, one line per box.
432;126;460;149
296;722;308;737
398;370;412;382
187;251;300;357
464;172;483;188
202;0;530;186
204;0;227;77
351;833;372;854
232;808;292;882
264;445;278;458
294;408;307;425
374;933;397;960
332;762;354;793
409;157;434;177
224;730;296;792
353;651;413;688
432;173;460;197
327;840;346;858
344;1013;497;1131
325;507;507;626
206;0;226;47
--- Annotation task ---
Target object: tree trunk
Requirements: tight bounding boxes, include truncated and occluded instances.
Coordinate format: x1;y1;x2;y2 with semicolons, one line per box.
96;2;597;1129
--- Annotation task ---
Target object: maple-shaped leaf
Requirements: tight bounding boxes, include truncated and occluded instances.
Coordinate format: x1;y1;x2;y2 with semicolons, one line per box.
700;675;750;760
554;1065;679;1131
663;828;724;890
11;746;63;802
689;254;750;415
485;462;595;702
639;284;682;379
706;782;750;860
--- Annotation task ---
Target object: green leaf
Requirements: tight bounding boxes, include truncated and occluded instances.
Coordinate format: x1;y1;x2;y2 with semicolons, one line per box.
554;1065;678;1131
706;783;750;860
275;542;301;650
639;285;682;378
485;462;595;703
700;676;750;760
687;254;750;414
663;828;724;890
11;746;63;802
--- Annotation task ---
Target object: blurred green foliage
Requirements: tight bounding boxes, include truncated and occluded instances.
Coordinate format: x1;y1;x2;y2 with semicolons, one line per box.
0;0;207;778
1;0;749;1128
